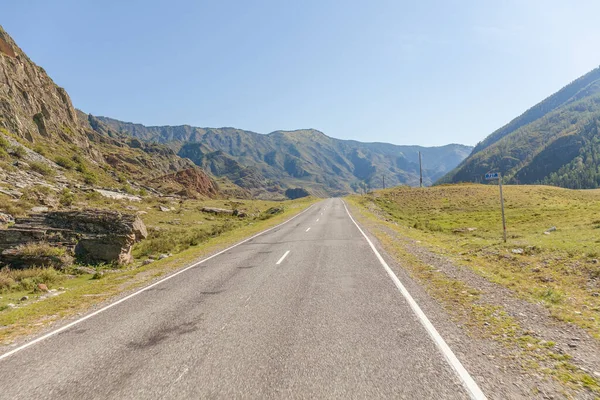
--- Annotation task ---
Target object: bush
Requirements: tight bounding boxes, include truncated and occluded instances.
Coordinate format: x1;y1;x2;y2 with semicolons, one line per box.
55;156;76;170
8;242;73;270
0;266;64;293
0;136;9;150
59;188;75;206
29;161;56;177
11;145;26;159
33;144;47;156
83;172;97;185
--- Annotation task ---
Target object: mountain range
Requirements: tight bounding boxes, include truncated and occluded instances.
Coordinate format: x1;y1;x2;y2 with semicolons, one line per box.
439;67;600;189
94;117;472;197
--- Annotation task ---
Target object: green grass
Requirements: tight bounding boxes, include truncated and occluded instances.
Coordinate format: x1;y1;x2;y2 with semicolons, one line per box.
349;185;600;338
347;188;600;395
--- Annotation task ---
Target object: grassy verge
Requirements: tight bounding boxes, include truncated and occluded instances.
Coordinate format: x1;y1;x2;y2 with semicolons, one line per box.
0;196;317;345
347;185;600;395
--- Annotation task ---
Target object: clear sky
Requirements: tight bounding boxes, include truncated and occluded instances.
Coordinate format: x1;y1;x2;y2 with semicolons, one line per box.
4;0;600;146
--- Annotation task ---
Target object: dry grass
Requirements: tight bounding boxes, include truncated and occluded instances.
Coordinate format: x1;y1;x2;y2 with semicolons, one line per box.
0;266;64;293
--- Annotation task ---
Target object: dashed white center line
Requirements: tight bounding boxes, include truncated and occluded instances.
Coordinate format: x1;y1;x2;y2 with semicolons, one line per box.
316;218;319;222
305;227;311;232
276;250;290;265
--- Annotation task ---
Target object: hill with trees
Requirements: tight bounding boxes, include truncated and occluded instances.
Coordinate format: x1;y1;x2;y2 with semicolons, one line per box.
439;67;600;188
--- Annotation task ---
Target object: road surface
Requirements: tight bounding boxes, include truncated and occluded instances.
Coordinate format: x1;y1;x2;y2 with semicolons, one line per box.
0;198;484;399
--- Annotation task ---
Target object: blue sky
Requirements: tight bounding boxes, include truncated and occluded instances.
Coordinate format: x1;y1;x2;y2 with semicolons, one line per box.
4;0;600;146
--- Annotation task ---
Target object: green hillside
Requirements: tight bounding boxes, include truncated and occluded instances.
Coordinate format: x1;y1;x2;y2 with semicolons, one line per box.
96;117;472;197
439;67;600;188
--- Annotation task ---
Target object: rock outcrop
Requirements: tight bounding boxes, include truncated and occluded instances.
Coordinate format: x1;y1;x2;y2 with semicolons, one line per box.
0;26;84;146
151;167;219;198
0;210;147;266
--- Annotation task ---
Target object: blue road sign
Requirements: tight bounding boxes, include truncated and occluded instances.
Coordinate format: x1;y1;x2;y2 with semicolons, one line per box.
485;172;500;180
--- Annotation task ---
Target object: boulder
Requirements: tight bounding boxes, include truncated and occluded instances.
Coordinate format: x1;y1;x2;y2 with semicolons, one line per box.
0;212;14;224
201;207;234;215
0;209;147;266
36;283;49;292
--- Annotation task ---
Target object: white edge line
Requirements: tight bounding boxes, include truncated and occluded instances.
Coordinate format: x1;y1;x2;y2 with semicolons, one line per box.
342;200;487;400
276;250;290;265
305;227;311;232
0;203;316;361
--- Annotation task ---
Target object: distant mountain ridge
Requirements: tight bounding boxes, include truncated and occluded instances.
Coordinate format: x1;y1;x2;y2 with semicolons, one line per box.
439;66;600;188
96;116;473;197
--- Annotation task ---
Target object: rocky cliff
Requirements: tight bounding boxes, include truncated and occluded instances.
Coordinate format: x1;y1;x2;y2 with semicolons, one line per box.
0;25;221;205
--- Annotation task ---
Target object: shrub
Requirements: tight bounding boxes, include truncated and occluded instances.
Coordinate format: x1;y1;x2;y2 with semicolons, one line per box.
33;144;47;156
11;145;26;159
55;156;76;170
9;242;73;270
59;188;75;206
85;191;102;201
0;136;9;150
0;266;64;293
83;172;97;185
29;161;56;177
121;184;134;194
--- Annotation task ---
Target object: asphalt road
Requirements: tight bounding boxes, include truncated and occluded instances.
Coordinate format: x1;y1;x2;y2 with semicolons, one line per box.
0;198;482;399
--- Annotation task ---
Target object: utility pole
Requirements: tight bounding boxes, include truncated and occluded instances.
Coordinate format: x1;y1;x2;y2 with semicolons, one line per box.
382;175;385;189
419;151;423;187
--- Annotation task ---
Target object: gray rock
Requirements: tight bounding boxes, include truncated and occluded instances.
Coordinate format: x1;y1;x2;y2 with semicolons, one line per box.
511;248;524;254
20;296;28;301
13;160;29;169
158;254;169;260
0;212;14;224
201;207;234;215
142;259;154;265
158;205;170;212
30;206;49;213
75;266;96;274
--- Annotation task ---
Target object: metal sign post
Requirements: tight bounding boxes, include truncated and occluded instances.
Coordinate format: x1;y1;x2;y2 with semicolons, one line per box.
485;172;507;242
